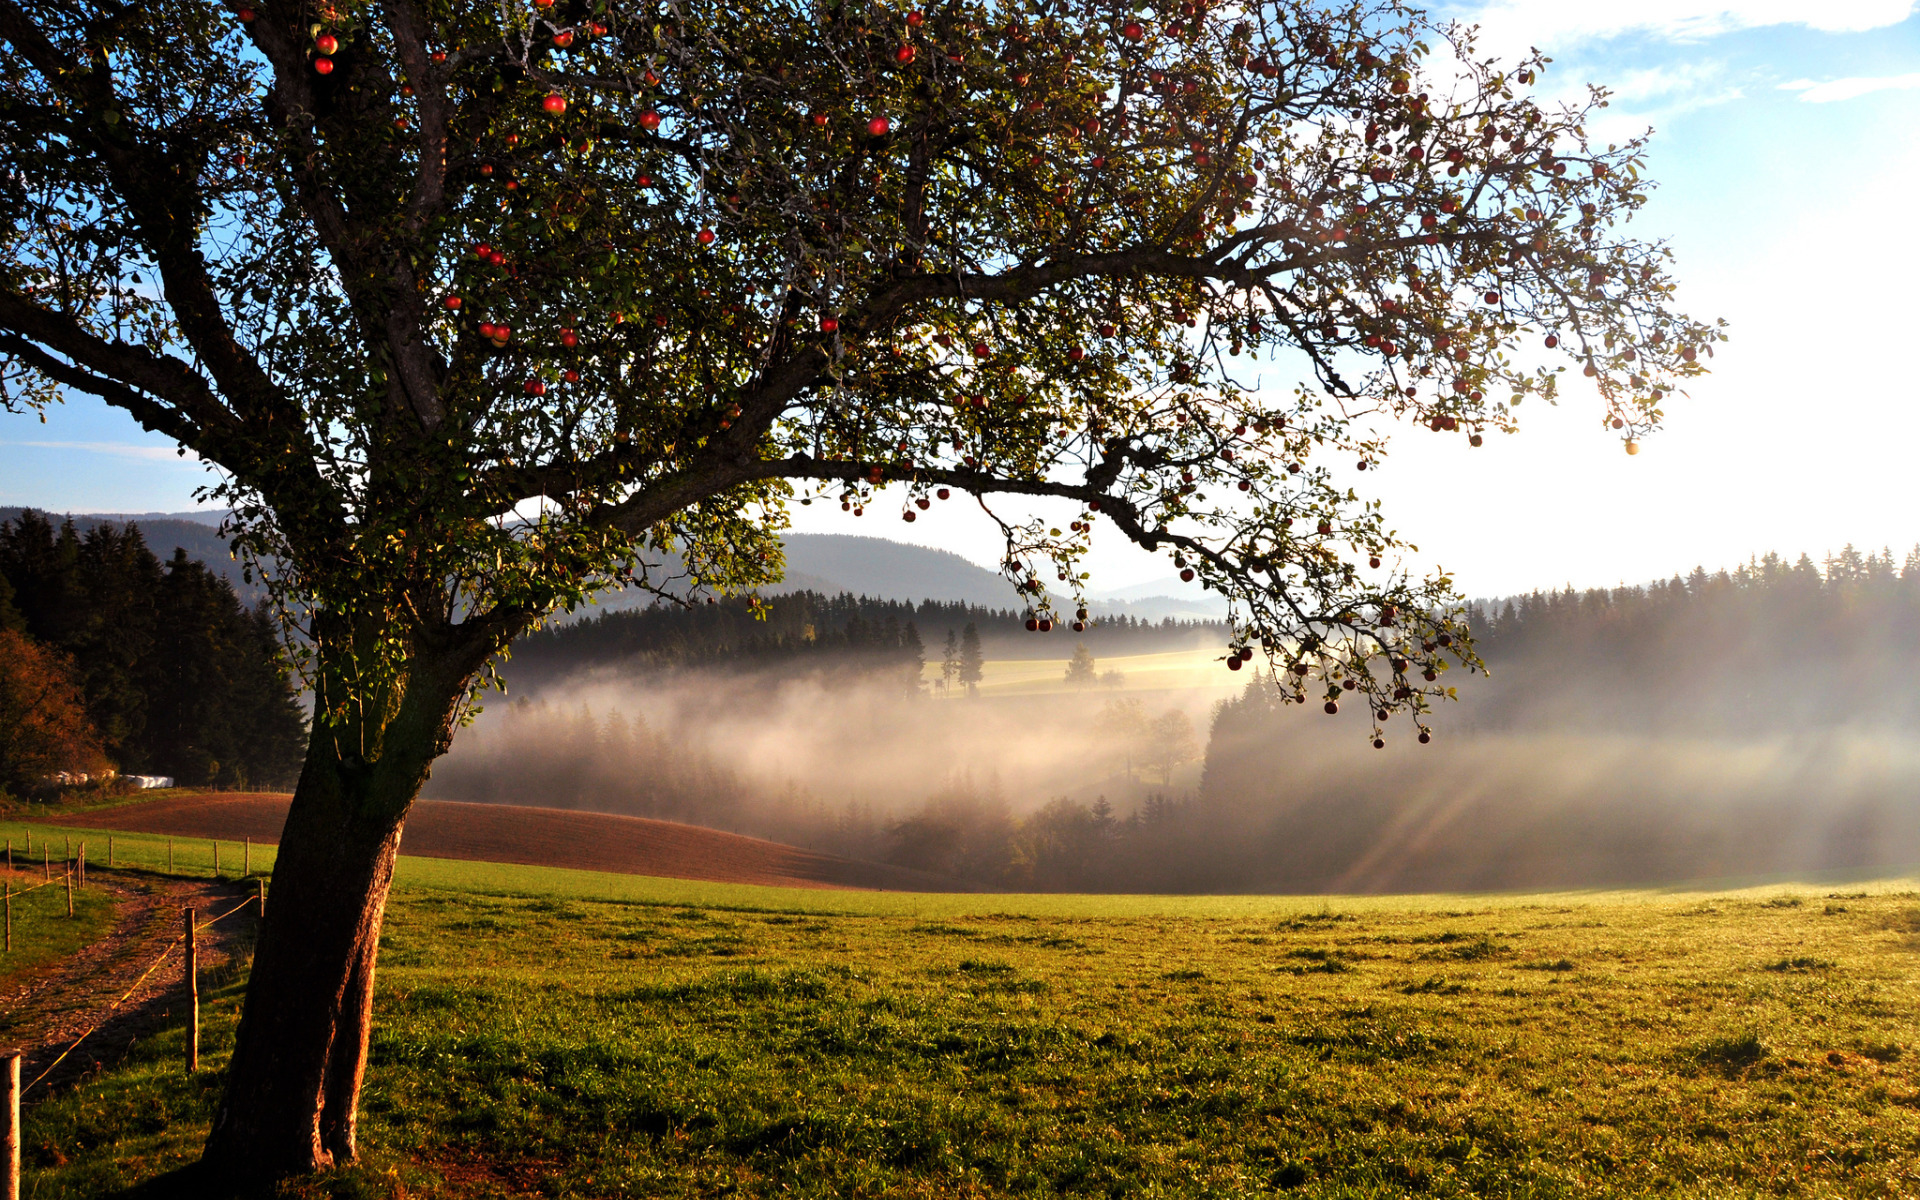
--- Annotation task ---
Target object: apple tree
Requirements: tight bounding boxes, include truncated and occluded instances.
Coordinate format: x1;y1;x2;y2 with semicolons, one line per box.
0;0;1717;1183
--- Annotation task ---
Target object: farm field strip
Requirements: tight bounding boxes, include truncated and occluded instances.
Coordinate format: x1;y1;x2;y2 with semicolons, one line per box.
8;817;1919;918
2;793;955;892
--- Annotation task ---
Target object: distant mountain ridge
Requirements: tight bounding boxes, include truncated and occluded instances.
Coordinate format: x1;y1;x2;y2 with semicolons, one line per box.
0;506;1221;617
0;506;260;604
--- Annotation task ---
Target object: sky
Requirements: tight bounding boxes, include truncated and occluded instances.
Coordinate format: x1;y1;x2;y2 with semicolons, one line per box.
4;0;1917;599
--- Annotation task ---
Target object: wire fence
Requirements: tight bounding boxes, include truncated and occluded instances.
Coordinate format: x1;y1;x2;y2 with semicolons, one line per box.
3;837;269;1198
18;894;258;1098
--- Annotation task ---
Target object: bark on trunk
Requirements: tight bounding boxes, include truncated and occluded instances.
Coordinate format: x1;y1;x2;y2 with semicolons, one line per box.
198;737;408;1183
200;618;486;1190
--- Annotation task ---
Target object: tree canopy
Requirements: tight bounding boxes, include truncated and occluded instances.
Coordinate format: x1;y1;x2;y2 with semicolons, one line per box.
1;0;1721;1178
0;0;1717;744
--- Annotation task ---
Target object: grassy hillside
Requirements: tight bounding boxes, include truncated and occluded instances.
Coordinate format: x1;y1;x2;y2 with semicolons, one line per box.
9;814;1920;1199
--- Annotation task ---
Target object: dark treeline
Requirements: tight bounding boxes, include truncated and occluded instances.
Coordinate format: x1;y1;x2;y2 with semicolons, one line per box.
1462;544;1920;734
0;510;306;791
505;590;1217;690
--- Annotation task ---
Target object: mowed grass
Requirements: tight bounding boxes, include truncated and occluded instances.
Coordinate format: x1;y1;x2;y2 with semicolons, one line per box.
11;848;1920;1199
0;866;114;990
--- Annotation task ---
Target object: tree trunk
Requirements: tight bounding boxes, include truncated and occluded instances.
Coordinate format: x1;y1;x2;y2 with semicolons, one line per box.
200;619;486;1190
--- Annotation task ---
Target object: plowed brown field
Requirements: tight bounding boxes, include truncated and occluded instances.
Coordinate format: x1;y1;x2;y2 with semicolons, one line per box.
52;793;961;891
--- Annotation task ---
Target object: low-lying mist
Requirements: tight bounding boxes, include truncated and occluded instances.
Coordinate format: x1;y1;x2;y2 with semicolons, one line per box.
422;655;1920;893
1200;683;1920;893
426;659;1212;852
426;555;1920;892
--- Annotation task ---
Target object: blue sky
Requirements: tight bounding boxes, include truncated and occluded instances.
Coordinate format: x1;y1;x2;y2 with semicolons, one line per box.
6;1;1918;595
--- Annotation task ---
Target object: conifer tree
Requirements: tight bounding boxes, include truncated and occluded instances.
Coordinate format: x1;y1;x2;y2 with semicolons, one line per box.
940;629;962;695
959;622;986;696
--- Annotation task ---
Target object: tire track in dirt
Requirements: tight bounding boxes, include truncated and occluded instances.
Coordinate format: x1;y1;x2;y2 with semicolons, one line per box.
0;868;260;1101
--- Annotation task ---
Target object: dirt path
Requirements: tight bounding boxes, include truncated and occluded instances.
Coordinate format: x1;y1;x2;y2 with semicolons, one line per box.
0;867;261;1101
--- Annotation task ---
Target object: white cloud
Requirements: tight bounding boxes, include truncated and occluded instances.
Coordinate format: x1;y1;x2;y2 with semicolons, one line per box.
1457;0;1917;52
1778;72;1920;101
1;439;201;463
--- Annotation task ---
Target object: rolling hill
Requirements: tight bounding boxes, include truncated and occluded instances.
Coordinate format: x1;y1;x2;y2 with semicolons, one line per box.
49;791;966;891
1;506;1222;617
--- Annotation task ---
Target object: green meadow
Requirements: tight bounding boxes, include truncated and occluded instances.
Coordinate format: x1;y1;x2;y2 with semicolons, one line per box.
6;816;1920;1198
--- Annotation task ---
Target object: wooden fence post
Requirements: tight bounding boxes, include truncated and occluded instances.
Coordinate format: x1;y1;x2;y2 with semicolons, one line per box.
65;867;72;919
76;843;84;886
185;908;198;1073
256;877;266;919
212;842;219;880
40;847;47;882
5;1051;20;1200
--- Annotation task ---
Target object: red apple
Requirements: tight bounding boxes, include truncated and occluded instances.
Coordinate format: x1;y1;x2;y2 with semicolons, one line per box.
1122;20;1144;39
315;33;339;54
443;296;462;310
867;116;891;136
314;57;334;74
640;110;661;131
895;45;916;63
542;93;567;114
820;317;839;332
697;228;716;245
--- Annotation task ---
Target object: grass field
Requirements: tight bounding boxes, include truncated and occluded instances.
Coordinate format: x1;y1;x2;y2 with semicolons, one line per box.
0;865;114;989
10;812;1920;1199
